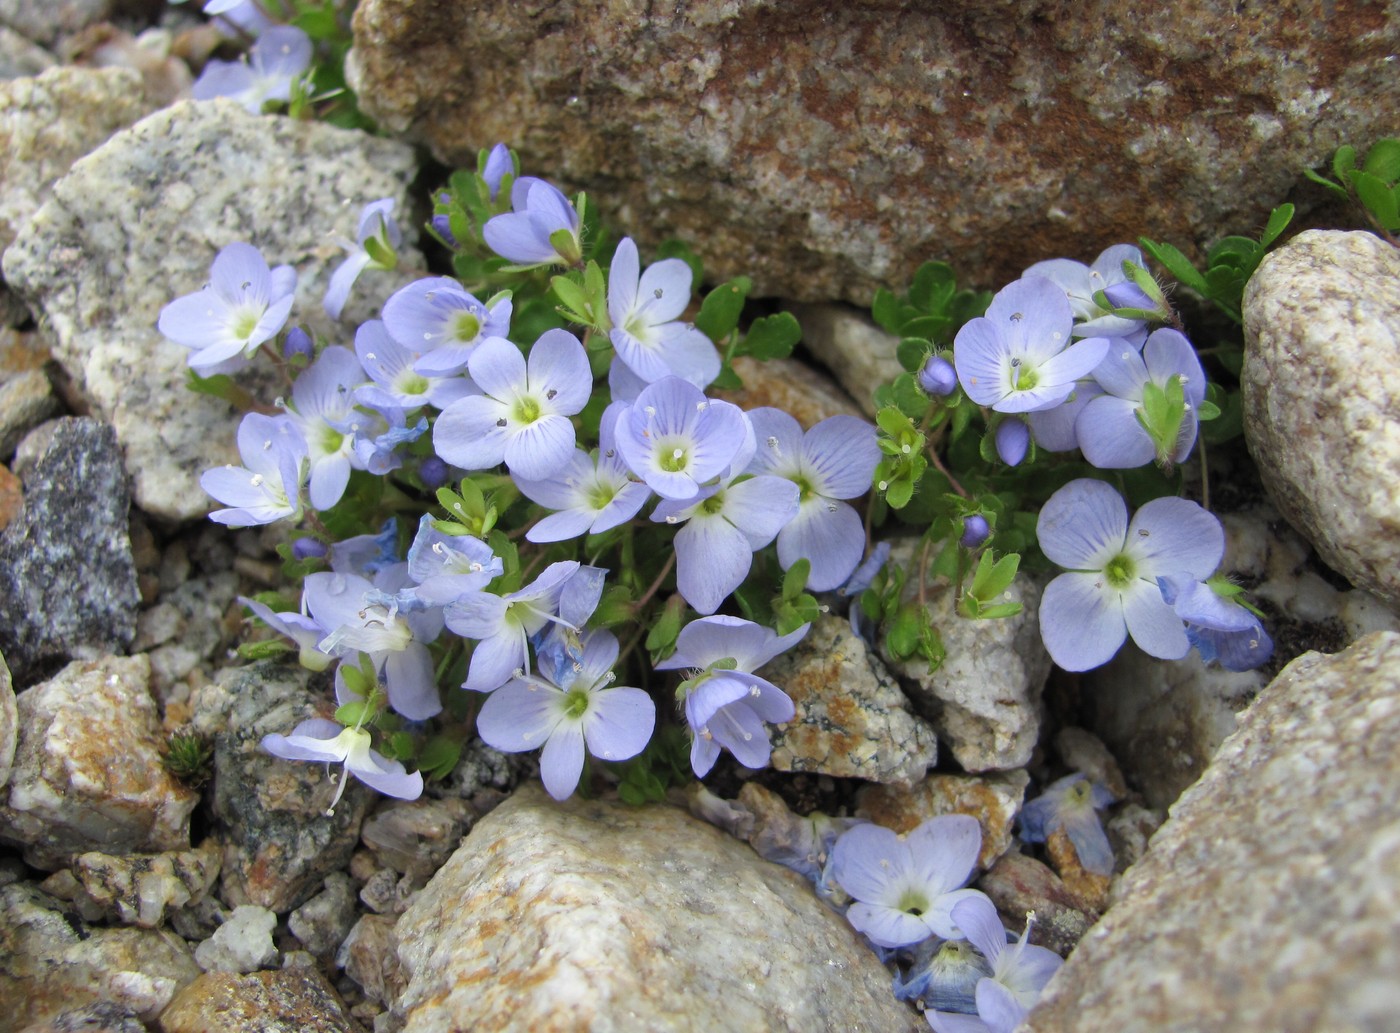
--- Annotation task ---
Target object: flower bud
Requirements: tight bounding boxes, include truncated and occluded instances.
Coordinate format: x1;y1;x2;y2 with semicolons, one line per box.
283;326;313;361
1102;281;1155;310
418;456;449;490
995;418;1030;467
917;355;958;397
960;514;991;549
292;537;328;561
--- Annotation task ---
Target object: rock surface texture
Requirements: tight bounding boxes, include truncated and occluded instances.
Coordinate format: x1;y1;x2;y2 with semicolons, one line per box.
0;654;197;868
391;786;925;1032
762;614;938;786
1083;500;1400;807
880;541;1049;771
0;418;139;684
159;968;366;1033
349;0;1397;301
1243;229;1400;612
3;99;420;521
1026;631;1400;1033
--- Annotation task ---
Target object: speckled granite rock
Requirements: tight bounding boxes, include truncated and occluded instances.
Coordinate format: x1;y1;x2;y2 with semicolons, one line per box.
0;654;198;869
0;66;157;321
3;99;421;521
69;841;221;929
1243;229;1400;612
0;26;55;80
18;1000;148;1033
786;304;904;419
0;650;13;791
158;968;366;1033
1081;502;1400;807
762;614;938;786
879;540;1050;772
1026;631;1400;1033
288;872;357;958
0;0;113;48
391;786;926;1032
0;881;199;1027
856;769;1029;870
0;418;139;684
349;0;1397;302
192;660;371;913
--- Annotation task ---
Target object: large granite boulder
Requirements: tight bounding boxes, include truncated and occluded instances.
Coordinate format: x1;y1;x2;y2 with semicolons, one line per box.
390;786;925;1031
1027;631;1400;1033
348;0;1397;301
3;99;420;522
1243;229;1400;613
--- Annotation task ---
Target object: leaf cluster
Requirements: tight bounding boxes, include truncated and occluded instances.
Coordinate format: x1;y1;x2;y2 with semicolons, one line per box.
1305;139;1400;241
871;261;991;342
1140;204;1294;324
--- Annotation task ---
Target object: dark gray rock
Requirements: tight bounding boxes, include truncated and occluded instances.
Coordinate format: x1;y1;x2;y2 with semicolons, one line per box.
0;418;138;684
192;660;371;914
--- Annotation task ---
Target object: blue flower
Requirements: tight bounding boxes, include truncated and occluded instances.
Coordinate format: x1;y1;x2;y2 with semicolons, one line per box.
282;345;374;511
654;616;808;777
191;26;312;114
482;177;582;267
158;242;296;373
993;418;1030;467
352;319;477;413
1024;243;1149;339
918;355;959;397
828;815;986;948
1036;479;1224;671
432;330;591;482
607;237;719;386
612;376;749;500
262;718;422;812
324;199;401;320
381;276;512;377
744;408;880;591
1075;328;1207;469
1158;575;1274;671
926;895;1063;1033
403;514;502;607
514;402;653;543
1019;773;1117;875
444;561;581;692
476;630;654;800
953;277;1108;414
200;412;306;526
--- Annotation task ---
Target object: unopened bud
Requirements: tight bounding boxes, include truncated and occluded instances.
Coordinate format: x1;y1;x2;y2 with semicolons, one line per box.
960;514;991;549
994;419;1030;467
917;355;958;397
418;456;449;490
283;326;313;361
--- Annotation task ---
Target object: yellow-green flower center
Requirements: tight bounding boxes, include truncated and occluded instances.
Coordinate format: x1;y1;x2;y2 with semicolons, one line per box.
514;395;542;424
1104;552;1136;589
453;311;481;341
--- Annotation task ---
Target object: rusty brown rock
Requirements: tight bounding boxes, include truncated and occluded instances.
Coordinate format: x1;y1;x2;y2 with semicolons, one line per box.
348;0;1397;303
856;769;1030;870
1045;827;1111;913
978;851;1097;957
158;968;366;1033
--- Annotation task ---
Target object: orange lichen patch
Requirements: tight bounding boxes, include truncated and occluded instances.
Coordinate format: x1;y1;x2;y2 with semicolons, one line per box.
0;464;21;531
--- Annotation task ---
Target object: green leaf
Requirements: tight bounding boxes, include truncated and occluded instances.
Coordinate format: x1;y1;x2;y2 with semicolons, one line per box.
1361;139;1400;182
1302;167;1350;201
237;639;293;661
550;274;589;318
1259;203;1295;249
1333;144;1357;181
1140;238;1210;294
885;474;915;510
782;558;811;599
892;372;932;420
1353;171;1400;230
695;277;752;340
742;312;801;360
885;602;925;659
645;594;686;659
185;368;254;409
709;362;743;390
1196;399;1222;421
974;602;1024;620
547;226;581;265
871;288;901;333
334;701;370;728
968;550;1020;601
418;736;462;781
908;261;956;312
896;337;930;373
